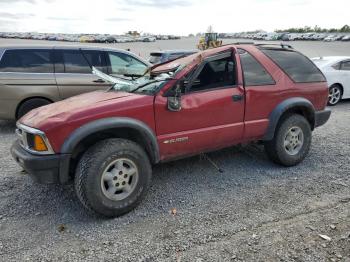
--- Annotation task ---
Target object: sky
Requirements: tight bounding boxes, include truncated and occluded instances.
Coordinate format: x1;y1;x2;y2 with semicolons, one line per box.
0;0;349;35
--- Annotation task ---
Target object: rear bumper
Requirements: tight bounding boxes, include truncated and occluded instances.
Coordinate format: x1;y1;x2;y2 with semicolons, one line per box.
11;140;70;184
314;108;331;128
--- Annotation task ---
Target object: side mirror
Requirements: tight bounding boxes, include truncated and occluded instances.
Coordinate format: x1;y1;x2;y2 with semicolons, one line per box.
167;81;184;112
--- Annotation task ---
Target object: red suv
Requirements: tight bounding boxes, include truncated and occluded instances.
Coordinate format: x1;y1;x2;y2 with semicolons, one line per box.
11;44;331;217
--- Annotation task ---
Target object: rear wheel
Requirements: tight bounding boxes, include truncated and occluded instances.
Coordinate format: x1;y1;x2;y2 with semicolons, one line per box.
328;84;342;106
264;114;311;166
74;138;152;217
17;98;51;119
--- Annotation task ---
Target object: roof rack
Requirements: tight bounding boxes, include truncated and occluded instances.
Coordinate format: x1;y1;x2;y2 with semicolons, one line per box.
255;43;294;49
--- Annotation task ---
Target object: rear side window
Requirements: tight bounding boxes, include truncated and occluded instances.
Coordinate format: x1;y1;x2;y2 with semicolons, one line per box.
261;49;326;83
238;49;275;86
62;50;91;74
340;61;350;71
0;49;53;73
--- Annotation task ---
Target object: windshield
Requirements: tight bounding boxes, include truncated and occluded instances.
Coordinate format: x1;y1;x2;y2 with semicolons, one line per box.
112;71;174;94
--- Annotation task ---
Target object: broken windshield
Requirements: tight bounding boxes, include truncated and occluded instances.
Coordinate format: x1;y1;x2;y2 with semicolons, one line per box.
92;66;179;95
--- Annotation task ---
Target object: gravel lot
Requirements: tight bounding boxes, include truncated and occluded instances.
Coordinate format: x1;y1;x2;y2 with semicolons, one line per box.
0;39;350;261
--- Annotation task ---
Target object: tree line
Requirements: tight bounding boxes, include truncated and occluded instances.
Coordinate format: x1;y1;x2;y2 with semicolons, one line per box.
275;25;350;33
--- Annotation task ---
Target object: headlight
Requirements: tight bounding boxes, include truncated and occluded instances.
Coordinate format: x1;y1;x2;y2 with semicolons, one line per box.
16;123;54;155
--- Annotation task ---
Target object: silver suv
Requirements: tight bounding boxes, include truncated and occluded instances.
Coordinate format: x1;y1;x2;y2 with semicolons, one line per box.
0;46;150;119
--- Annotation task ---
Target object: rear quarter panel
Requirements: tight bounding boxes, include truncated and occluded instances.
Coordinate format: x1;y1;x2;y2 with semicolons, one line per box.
241;46;328;140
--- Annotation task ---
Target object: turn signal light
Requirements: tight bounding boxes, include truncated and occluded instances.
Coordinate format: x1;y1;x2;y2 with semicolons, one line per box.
33;135;48;151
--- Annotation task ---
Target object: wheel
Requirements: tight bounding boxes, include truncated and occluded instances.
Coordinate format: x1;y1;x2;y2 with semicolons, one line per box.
74;138;152;217
328;84;342;106
264;114;311;166
17;98;51;119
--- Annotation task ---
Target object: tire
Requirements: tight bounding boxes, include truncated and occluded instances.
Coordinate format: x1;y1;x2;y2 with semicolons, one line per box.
74;138;152;217
17;98;51;119
264;114;312;167
328;84;342;106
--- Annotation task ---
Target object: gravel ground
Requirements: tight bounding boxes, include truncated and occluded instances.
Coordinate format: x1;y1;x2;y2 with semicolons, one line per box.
0;39;350;261
0;101;349;261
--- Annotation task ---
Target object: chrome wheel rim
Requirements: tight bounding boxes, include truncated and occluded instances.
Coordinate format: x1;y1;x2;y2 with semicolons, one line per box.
329;86;341;105
284;126;304;156
101;158;139;201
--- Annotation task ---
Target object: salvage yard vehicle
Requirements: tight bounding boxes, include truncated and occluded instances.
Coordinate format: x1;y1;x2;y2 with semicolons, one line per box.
11;43;331;217
0;46;150;120
312;56;350;105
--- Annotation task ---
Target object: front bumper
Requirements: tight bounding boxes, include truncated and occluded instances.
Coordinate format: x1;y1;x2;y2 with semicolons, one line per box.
314;108;331;128
11;140;70;184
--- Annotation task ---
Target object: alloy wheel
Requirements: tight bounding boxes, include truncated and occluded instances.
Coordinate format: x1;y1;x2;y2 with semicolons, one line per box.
101;158;139;201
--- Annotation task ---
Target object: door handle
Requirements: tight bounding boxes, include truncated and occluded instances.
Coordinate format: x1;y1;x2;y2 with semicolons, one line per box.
232;94;243;102
93;79;105;83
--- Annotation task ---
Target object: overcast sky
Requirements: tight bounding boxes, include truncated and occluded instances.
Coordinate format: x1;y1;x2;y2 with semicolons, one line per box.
0;0;349;35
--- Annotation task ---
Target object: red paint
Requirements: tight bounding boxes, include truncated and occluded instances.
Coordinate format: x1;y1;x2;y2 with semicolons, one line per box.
19;45;329;161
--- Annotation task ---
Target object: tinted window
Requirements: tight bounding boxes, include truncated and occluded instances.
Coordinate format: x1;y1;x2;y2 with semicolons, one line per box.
81;50;105;72
340;61;350;71
238;49;275;86
331;62;340;70
108;52;147;76
149;53;162;64
261;49;326;83
0;49;53;73
62;50;91;74
190;55;236;92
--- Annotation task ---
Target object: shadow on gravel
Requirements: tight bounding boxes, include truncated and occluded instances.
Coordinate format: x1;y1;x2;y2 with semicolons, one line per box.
0;120;16;134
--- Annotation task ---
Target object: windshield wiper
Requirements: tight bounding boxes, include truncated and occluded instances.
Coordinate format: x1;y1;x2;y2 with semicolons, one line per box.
130;78;175;93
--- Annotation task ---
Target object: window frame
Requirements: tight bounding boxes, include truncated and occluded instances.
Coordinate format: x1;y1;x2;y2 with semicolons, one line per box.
0;48;54;74
238;48;276;87
260;48;327;84
185;51;238;94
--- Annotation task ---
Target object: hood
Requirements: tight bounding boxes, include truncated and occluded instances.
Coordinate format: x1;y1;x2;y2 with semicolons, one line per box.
20;90;136;128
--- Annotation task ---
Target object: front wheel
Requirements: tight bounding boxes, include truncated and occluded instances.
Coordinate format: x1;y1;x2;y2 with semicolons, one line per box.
264;114;312;166
74;138;152;217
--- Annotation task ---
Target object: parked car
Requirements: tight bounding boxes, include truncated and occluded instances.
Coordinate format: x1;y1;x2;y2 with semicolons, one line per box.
341;35;350;41
312;56;350;105
148;50;197;64
0;46;151;119
323;35;337;42
11;44;331;217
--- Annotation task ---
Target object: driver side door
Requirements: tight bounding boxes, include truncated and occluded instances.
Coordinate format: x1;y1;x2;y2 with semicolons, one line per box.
154;51;245;160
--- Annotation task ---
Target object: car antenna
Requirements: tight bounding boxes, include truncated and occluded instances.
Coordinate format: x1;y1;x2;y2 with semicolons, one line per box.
200;153;224;173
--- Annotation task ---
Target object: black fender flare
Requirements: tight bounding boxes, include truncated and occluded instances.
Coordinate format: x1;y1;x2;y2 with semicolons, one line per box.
263;97;315;141
59;117;160;183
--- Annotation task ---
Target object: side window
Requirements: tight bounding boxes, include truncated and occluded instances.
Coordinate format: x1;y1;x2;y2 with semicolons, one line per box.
261;49;326;83
340;61;350;71
331;62;340;70
0;49;53;73
189;55;236;92
81;50;105;72
238;49;275;86
107;52;147;76
62;50;91;74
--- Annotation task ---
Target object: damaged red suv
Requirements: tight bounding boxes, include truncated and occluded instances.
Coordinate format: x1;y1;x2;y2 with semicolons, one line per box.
11;44;331;217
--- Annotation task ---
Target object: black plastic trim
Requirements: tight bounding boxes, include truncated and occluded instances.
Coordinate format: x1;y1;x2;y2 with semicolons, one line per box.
314;108;331;128
263;97;316;141
59;117;160;183
11;140;63;184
